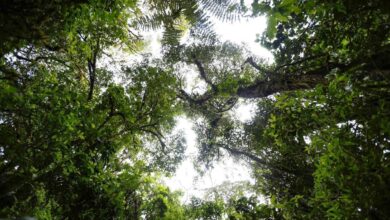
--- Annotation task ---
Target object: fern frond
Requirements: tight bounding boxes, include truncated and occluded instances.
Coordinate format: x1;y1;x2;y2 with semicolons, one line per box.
133;0;247;54
199;0;247;22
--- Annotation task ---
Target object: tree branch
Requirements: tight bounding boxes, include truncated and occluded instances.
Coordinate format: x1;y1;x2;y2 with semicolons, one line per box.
243;57;273;76
193;57;217;91
87;39;100;101
274;54;325;72
218;144;311;176
177;89;213;106
236;68;328;98
140;128;167;153
13;52;72;68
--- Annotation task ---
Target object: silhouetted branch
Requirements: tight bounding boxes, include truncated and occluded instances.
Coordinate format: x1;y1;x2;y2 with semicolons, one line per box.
87;38;100;101
193;57;217;91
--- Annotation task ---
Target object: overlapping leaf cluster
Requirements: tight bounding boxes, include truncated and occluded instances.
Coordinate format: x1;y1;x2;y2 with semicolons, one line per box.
175;0;390;219
1;0;390;219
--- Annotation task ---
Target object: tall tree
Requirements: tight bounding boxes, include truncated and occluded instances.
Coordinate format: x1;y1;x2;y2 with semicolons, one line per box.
171;0;390;219
0;0;250;218
0;0;185;218
1;0;389;219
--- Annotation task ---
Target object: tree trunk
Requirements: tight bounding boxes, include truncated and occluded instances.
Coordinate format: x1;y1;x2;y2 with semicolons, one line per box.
237;71;327;98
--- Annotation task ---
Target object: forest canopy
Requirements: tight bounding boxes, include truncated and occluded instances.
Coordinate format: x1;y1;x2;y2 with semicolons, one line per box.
0;0;389;219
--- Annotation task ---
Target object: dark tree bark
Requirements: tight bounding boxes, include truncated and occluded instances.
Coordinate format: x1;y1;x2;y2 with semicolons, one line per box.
236;70;328;98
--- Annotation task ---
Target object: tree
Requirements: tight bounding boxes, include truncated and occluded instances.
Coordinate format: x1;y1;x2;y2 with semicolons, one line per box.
1;0;390;219
170;0;390;219
0;0;187;218
184;181;281;220
0;0;250;218
0;53;184;218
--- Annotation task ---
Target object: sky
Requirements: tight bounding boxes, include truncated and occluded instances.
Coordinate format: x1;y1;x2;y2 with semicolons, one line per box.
101;7;272;202
145;17;273;58
162;14;272;202
210;15;272;60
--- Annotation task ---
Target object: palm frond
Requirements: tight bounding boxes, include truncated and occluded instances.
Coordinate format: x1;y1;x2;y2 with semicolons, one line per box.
199;0;247;22
133;0;247;56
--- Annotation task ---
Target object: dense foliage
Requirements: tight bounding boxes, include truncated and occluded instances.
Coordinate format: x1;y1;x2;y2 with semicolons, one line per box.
0;0;186;218
1;0;389;219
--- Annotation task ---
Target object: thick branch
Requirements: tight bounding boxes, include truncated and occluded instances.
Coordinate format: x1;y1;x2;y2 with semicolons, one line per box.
141;128;166;153
180;62;329;101
244;57;273;76
274;54;325;72
212;97;238;112
13;53;71;68
236;70;328;98
178;89;213;106
219;144;312;176
193;58;217;91
87;40;99;101
219;144;268;166
87;59;96;101
238;51;388;99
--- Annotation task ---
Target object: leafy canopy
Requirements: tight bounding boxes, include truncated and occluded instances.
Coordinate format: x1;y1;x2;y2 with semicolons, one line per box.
1;0;390;219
